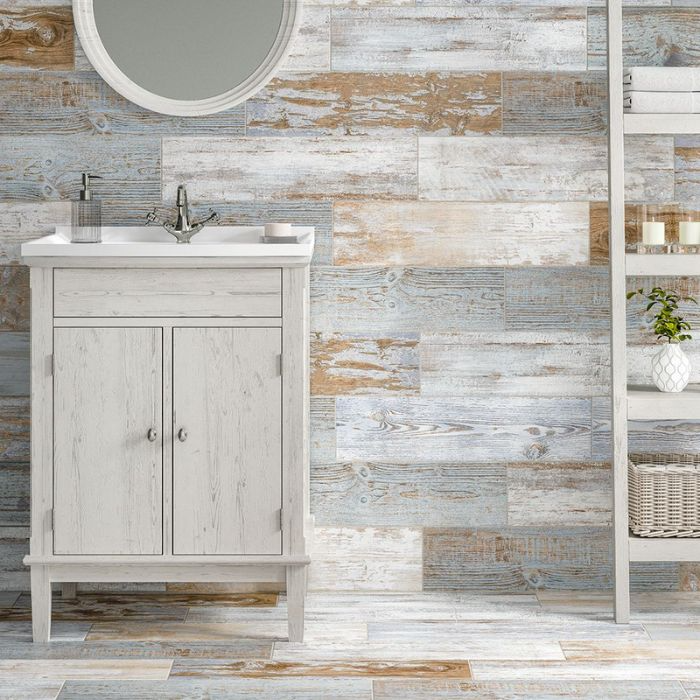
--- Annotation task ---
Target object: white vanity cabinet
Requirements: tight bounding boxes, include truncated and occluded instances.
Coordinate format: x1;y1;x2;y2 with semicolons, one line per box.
22;230;313;643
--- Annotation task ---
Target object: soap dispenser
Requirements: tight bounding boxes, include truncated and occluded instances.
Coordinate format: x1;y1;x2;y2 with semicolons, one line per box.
71;173;102;243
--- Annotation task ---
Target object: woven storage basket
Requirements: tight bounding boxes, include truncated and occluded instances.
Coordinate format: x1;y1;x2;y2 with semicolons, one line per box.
628;453;700;538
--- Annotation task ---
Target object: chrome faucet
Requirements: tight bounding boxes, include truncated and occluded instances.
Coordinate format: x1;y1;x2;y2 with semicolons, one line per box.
146;185;219;244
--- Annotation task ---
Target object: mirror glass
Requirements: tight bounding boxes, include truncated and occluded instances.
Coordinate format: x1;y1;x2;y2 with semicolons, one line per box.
91;0;285;102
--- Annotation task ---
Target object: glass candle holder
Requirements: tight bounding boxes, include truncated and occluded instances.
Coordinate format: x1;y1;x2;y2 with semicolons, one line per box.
638;204;668;254
678;206;700;253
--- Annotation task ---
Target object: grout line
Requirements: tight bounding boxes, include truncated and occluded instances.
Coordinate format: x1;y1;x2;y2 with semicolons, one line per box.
52;680;65;700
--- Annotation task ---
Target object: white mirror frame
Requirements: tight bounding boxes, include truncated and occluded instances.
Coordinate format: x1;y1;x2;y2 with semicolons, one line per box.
73;0;301;116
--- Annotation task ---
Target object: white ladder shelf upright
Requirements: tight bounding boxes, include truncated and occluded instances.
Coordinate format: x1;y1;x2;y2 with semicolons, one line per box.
607;0;700;623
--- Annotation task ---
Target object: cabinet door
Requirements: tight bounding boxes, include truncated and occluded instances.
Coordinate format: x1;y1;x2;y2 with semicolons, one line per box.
173;328;282;555
53;328;163;555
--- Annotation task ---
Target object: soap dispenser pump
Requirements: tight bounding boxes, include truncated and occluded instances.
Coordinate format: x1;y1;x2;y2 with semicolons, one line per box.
71;173;102;243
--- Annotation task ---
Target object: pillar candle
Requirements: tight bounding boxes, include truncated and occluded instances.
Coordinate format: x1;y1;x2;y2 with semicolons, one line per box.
642;221;665;245
680;221;700;245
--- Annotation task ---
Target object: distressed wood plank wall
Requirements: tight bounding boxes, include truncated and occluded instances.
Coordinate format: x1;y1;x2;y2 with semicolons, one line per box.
0;1;698;592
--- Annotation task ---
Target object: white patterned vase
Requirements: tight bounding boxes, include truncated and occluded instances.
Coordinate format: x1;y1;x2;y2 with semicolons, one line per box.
651;343;691;393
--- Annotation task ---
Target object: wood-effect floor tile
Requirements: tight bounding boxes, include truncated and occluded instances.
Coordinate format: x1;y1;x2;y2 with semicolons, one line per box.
87;620;366;643
372;679;687;700
57;678;372;700
0;640;273;660
0;681;63;700
562;640;700;661
0;622;91;642
0;659;172;680
470;660;700;681
272;640;566;662
644;623;700;640
170;658;472;679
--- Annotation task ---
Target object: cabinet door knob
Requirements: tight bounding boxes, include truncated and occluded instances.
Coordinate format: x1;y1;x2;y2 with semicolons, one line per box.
177;428;188;443
147;428;157;442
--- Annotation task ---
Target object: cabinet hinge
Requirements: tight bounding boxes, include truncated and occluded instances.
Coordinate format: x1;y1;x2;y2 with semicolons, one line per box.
279;507;284;531
49;508;54;531
49;354;54;376
278;354;283;376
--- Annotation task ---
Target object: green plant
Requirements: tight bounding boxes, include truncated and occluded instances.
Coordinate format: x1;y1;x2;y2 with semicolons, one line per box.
627;286;697;344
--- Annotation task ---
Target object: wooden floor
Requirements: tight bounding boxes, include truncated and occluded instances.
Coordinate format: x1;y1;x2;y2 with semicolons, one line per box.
0;590;699;698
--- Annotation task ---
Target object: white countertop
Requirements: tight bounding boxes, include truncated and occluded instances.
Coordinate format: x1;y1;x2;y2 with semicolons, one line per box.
21;226;315;260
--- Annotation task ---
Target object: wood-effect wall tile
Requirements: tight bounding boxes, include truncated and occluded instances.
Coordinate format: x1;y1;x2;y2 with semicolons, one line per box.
0;72;245;135
333;202;589;266
311;267;505;333
331;8;587;72
505;268;610;332
0;267;28;332
0;462;29;527
502;71;607;135
681;564;700;592
311;333;419;396
308;527;422;591
162;137;417;202
0;332;28;396
311;397;336;465
424;527;613;591
0;397;29;463
507;463;612;527
310;462;507;527
424;528;678;592
247;72;501;137
420;332;608;397
675;136;700;209
0;7;73;70
418;136;673;202
0;136;160;202
588;8;700;69
0;536;28;590
0;201;70;264
283;6;331;72
590;202;641;265
336;397;591;462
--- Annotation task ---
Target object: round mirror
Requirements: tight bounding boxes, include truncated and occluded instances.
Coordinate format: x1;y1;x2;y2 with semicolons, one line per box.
73;0;301;116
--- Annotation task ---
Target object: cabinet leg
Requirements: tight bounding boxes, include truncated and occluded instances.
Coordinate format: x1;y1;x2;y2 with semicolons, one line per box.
30;566;52;643
286;566;306;643
61;583;77;600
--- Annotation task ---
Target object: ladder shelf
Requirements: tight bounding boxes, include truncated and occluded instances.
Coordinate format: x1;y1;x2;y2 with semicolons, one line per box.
608;0;700;622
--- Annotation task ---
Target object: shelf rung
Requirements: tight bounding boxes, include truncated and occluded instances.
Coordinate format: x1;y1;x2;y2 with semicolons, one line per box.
624;113;700;134
628;385;700;420
629;535;700;562
626;254;700;277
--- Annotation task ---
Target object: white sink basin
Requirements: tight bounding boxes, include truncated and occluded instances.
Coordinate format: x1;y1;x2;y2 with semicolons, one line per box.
21;226;315;259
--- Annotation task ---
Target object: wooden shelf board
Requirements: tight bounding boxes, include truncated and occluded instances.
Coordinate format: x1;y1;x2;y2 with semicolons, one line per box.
626;254;700;277
629;535;700;562
628;384;700;420
624;113;700;134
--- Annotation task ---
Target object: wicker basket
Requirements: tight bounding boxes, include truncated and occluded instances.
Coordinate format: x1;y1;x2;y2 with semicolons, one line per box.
628;453;700;538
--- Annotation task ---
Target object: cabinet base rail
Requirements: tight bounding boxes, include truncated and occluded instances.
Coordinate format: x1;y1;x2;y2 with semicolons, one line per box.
27;561;309;643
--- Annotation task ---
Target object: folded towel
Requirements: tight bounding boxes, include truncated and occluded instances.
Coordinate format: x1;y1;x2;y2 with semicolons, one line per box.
624;67;700;92
624;91;700;113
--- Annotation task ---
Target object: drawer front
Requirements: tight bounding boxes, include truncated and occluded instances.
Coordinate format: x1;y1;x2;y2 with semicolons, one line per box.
54;268;282;318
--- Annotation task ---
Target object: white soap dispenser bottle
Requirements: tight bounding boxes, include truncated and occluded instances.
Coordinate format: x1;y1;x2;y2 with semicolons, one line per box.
71;173;102;243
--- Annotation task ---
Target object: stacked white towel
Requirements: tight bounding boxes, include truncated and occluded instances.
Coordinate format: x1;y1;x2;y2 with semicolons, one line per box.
624;67;700;113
